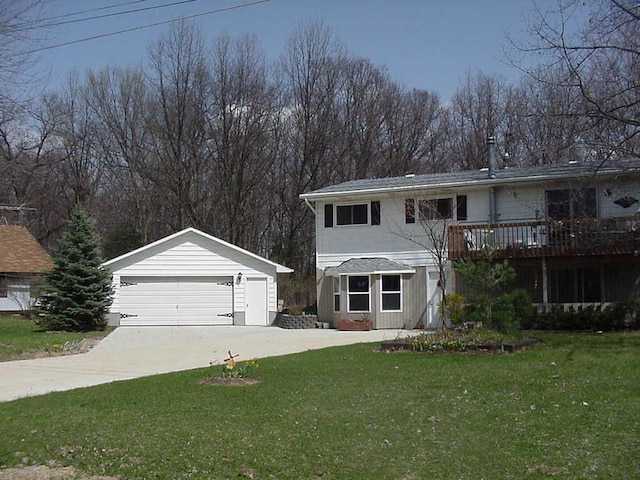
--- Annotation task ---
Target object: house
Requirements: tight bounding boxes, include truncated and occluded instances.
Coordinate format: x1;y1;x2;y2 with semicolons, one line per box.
104;227;292;327
0;225;54;313
300;152;640;329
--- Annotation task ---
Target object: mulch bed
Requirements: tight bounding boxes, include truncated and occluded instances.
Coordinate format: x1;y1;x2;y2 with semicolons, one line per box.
380;338;539;353
198;377;261;386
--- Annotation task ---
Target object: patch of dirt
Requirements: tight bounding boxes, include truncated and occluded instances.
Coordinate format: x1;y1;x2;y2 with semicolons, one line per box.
2;338;101;362
0;465;118;480
198;377;261;386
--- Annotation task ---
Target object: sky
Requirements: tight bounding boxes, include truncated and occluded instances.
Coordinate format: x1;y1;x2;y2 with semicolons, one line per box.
35;0;553;102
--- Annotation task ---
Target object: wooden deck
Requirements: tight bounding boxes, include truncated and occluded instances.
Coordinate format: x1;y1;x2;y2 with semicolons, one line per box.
448;217;640;260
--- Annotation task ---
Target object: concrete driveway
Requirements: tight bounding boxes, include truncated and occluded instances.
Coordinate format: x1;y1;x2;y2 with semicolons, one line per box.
0;326;411;403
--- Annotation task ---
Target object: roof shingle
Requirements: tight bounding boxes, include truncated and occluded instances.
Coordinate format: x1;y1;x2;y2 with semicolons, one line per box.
0;225;54;274
300;158;640;199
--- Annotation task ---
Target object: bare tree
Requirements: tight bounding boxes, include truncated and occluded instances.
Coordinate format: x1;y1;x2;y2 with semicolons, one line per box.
85;66;156;253
205;34;276;252
272;20;347;274
510;0;640;157
0;0;48;113
144;21;213;231
443;71;513;171
377;86;443;176
48;72;104;212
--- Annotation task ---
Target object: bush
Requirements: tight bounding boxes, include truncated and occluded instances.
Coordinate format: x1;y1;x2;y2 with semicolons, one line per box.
438;293;467;327
528;302;640;331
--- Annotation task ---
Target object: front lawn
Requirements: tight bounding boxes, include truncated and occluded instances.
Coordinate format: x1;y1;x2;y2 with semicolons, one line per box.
0;314;109;361
0;331;638;479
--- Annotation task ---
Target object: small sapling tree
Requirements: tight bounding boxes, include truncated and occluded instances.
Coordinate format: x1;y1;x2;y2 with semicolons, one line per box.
454;245;517;331
35;209;113;331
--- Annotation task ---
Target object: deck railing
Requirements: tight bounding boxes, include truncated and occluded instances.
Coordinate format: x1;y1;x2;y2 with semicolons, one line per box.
448;216;640;260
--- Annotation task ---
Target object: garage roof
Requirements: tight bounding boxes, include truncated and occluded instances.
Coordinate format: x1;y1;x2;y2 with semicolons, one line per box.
103;227;293;274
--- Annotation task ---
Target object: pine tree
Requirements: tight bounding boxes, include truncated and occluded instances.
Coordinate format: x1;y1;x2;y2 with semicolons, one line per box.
35;209;113;331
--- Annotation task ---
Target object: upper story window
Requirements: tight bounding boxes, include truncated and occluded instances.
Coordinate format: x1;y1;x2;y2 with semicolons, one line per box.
547;188;597;220
406;196;464;223
337;204;368;225
324;201;381;227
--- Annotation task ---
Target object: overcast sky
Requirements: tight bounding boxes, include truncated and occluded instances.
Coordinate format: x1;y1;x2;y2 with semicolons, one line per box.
36;0;558;102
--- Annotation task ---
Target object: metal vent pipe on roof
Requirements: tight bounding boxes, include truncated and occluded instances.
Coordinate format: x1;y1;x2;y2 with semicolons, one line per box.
487;136;497;179
487;136;498;224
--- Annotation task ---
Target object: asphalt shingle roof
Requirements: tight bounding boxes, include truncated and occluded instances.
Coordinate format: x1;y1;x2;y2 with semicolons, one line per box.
0;225;54;274
300;158;640;199
325;257;415;276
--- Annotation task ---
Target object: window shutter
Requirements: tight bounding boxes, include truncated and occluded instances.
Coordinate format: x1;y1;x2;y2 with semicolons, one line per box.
371;201;381;225
405;198;415;224
456;195;467;221
324;203;333;228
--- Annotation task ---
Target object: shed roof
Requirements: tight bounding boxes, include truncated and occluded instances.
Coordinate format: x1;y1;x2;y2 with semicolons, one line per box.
0;225;54;274
325;257;415;276
300;158;640;200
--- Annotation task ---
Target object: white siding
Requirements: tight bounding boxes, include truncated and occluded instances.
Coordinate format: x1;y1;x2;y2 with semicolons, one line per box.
315;176;640;271
0;281;32;312
107;231;280;322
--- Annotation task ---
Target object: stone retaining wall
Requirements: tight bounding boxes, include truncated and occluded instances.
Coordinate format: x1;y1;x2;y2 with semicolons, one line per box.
273;313;319;329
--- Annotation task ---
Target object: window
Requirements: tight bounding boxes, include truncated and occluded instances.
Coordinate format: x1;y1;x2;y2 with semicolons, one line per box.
547;188;597;220
548;266;602;303
0;276;7;298
381;275;402;311
324;203;333;228
348;275;370;312
456;195;468;221
419;198;453;220
333;277;341;312
336;204;368;226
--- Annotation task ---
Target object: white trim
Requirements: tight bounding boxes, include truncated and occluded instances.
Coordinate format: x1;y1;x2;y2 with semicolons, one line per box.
380;274;402;313
333;276;340;312
347;274;370;313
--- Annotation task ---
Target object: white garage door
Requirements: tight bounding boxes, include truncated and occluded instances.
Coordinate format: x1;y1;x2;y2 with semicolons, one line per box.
119;276;234;326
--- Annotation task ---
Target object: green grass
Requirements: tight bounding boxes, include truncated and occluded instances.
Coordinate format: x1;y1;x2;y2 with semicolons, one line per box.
0;314;110;361
0;331;638;479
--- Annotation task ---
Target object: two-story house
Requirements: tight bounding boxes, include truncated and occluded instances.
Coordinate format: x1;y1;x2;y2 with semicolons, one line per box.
300;154;640;329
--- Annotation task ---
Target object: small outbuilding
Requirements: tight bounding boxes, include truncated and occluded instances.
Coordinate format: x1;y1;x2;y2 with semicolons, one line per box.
0;225;54;313
104;227;293;327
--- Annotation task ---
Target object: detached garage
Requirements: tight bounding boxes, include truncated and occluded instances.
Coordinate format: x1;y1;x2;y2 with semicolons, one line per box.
104;228;292;327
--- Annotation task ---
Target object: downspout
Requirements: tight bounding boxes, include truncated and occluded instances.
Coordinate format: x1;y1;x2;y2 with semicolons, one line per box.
487;136;497;225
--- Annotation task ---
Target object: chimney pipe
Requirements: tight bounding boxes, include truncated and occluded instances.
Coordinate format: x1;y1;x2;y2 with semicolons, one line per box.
487;136;497;225
487;136;496;179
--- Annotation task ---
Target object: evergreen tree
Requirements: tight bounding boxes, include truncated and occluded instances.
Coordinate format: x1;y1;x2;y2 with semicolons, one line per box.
35;209;113;331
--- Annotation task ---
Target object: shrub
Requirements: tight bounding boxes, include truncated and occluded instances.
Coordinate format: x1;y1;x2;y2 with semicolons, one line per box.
438;293;466;327
529;302;640;331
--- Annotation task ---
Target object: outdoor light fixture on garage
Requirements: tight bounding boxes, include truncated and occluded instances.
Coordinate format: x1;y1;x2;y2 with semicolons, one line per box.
237;272;243;283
